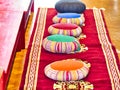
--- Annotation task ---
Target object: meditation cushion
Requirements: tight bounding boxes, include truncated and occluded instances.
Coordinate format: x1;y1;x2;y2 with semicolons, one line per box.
48;23;82;37
42;35;81;53
44;59;90;81
52;13;85;26
55;0;86;13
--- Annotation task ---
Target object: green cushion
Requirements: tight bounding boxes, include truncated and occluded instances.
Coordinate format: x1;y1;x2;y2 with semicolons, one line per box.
42;35;81;53
47;34;75;42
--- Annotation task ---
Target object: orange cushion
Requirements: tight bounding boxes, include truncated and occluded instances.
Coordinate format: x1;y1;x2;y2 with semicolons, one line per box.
44;59;90;81
51;59;84;71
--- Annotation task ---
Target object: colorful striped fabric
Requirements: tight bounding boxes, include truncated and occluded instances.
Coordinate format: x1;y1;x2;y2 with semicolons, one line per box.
48;23;82;37
52;14;85;26
42;35;81;53
44;59;90;81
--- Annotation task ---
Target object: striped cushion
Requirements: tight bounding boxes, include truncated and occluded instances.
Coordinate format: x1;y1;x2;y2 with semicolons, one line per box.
44;59;90;81
48;23;82;37
52;13;85;26
42;35;81;53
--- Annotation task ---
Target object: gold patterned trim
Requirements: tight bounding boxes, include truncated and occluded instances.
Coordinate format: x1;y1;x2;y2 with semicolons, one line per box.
24;8;47;90
53;80;94;90
93;8;120;90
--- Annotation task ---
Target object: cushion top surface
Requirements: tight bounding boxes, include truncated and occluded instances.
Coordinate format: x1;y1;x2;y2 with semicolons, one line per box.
57;13;81;18
51;23;78;29
55;0;86;13
47;35;75;42
51;59;84;71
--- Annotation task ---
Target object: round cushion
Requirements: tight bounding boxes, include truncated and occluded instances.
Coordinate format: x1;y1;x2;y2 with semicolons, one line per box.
48;23;82;37
42;35;81;53
55;0;86;13
52;13;85;26
44;59;90;81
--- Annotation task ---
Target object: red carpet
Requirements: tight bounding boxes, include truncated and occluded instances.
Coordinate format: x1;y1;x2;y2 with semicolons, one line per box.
20;8;120;90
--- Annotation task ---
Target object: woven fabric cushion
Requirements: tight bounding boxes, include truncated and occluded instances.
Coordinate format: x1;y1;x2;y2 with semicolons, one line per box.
42;35;81;53
44;59;90;81
48;23;82;37
55;0;86;13
52;13;85;26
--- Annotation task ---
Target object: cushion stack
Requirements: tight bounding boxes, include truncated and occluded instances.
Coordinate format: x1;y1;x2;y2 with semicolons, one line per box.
43;1;92;89
53;0;86;26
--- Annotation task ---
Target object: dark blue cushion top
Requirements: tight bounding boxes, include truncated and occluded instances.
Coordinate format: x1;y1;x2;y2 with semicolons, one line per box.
57;13;81;18
55;0;86;13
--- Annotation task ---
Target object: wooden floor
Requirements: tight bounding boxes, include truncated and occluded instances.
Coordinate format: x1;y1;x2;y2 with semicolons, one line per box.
7;0;120;89
82;0;120;55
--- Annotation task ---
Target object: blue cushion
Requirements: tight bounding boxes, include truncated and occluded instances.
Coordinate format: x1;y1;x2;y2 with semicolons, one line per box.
52;14;85;26
57;13;81;18
55;0;86;13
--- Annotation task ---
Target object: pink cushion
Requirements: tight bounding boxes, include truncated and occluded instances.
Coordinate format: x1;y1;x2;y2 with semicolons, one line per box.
48;23;82;37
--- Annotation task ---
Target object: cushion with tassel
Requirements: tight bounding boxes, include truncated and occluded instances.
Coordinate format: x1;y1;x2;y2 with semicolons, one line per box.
42;35;81;54
48;23;82;37
44;59;90;81
52;13;85;26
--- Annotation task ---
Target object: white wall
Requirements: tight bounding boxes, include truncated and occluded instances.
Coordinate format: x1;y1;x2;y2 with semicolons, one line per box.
30;0;59;35
35;0;59;8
